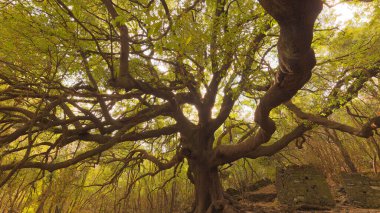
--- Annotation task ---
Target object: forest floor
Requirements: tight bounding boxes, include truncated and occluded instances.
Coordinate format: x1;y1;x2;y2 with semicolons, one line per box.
236;184;380;213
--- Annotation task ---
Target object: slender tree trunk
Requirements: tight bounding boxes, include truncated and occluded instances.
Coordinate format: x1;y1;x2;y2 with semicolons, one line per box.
373;155;378;174
169;182;176;213
36;182;52;213
326;129;358;173
366;137;380;174
334;139;358;173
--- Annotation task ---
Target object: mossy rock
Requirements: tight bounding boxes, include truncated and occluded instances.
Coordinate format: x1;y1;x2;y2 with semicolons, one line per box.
341;172;380;208
276;165;335;209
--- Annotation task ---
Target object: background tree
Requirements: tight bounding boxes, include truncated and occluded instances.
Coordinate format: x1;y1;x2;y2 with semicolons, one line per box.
0;0;379;212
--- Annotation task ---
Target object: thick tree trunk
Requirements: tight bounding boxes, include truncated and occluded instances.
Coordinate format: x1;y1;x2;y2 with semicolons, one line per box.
182;130;237;213
190;164;236;213
192;166;221;213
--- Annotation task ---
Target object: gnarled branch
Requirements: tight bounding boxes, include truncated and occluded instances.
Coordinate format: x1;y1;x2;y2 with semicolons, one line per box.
210;0;323;166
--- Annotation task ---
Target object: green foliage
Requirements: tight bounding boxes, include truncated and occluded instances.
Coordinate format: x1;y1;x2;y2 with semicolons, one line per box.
0;0;380;212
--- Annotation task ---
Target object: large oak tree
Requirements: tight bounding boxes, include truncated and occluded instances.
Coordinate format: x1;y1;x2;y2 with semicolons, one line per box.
0;0;379;212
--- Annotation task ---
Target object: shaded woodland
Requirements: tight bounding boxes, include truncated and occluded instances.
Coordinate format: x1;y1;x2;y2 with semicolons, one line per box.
0;0;380;212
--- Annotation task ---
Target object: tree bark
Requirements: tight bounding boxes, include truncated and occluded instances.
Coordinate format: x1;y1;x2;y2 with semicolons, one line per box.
184;1;325;211
189;162;238;213
211;0;323;166
191;165;222;213
182;130;237;213
325;129;358;173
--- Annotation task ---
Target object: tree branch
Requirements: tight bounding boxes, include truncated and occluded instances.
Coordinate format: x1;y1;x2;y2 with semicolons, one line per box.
210;0;323;166
285;101;380;138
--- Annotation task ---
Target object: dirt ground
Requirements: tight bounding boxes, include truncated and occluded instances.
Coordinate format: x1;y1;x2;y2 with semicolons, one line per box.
237;185;380;213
